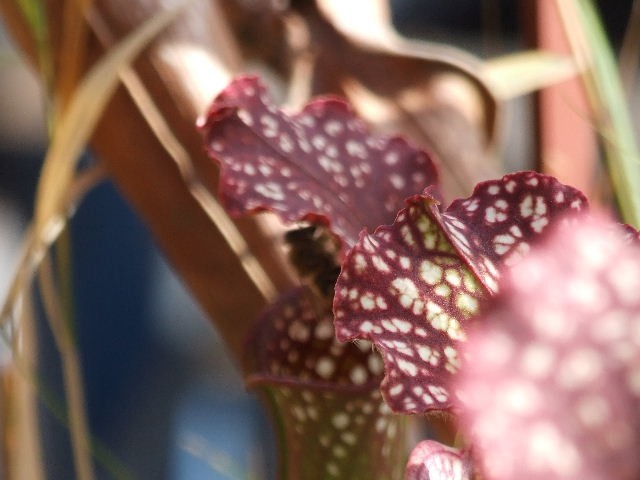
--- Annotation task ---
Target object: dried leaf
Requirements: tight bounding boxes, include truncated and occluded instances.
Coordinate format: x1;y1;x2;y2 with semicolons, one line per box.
483;50;580;100
405;440;474;480
333;172;588;414
455;217;640;480
200;75;438;249
297;0;501;199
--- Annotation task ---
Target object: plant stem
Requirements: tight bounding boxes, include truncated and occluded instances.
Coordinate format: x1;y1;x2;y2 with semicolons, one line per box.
39;255;96;480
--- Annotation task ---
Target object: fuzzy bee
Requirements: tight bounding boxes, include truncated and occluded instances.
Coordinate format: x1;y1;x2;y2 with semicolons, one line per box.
284;224;342;301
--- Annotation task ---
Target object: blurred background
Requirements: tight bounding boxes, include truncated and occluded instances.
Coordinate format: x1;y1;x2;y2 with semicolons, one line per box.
0;0;635;478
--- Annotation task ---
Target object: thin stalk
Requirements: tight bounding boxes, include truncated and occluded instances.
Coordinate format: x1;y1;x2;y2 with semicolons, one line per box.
46;202;87;480
0;165;132;480
557;0;640;227
12;10;192;474
6;291;46;480
0;166;102;480
86;8;279;303
0;288;136;480
39;255;95;480
1;164;106;336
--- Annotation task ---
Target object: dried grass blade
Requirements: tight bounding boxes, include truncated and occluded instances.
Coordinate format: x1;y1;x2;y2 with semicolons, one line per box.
34;2;190;232
0;164;105;338
39;255;96;480
2;5;188;479
5;292;45;480
55;0;94;118
31;6;189;479
484;50;580;99
86;8;279;302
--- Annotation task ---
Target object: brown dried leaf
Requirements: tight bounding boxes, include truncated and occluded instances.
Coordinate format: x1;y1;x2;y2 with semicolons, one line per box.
297;0;502;200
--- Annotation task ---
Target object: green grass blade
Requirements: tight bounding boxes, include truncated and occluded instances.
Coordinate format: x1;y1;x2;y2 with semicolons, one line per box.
570;0;640;227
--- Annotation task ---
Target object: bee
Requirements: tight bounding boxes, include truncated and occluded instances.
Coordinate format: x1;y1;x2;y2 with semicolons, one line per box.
284;224;342;301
